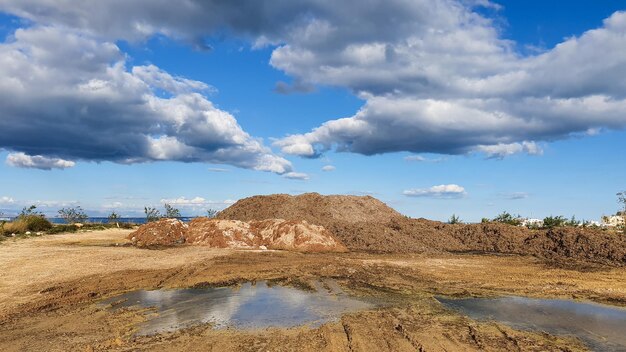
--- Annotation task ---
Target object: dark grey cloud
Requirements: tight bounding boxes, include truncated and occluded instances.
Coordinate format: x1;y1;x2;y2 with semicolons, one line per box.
0;26;292;172
1;1;626;161
0;0;482;48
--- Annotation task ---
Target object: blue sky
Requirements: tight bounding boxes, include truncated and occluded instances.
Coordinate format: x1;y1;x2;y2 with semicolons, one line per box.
0;1;624;221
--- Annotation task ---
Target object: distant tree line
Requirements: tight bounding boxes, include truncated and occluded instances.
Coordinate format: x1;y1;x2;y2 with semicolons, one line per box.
143;204;219;222
446;191;626;232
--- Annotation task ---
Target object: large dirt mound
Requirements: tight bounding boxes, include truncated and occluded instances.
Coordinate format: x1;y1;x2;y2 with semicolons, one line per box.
217;193;402;224
128;218;346;252
218;193;626;266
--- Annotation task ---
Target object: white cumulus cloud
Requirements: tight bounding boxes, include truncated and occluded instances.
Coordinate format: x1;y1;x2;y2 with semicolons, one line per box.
0;196;15;204
283;172;310;180
403;184;466;198
6;152;76;170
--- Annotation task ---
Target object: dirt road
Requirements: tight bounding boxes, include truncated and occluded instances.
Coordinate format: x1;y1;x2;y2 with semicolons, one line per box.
1;230;625;351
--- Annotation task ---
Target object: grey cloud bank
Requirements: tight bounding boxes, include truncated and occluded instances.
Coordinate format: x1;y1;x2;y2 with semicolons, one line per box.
1;0;625;166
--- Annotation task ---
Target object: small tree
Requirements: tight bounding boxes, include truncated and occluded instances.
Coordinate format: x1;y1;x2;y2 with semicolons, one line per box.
492;211;522;226
164;203;181;218
108;211;120;225
16;205;52;232
0;211;5;236
206;209;218;218
564;215;580;227
543;215;566;229
144;207;162;222
448;214;461;224
58;206;88;224
19;205;43;218
618;191;626;231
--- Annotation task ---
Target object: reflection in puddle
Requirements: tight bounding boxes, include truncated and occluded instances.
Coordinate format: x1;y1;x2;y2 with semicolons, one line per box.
102;281;374;335
437;296;626;351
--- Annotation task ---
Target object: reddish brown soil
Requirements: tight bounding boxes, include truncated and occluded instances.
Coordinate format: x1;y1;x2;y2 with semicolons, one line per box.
217;192;401;224
186;218;347;252
218;193;626;266
128;219;188;248
129;218;347;252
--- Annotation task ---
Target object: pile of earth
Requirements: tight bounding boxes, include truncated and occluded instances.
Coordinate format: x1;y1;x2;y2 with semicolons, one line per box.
128;218;347;252
128;218;188;248
217;193;626;266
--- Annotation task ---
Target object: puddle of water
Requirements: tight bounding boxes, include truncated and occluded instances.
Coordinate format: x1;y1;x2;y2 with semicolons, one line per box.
101;281;374;335
437;296;626;351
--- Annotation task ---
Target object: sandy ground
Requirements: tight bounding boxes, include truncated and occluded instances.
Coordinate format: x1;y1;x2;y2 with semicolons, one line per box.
1;229;625;351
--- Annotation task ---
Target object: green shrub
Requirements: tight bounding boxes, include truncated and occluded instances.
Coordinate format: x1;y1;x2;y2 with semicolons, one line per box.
492;211;522;226
563;215;581;227
0;215;52;235
448;214;462;224
22;215;53;232
543;215;566;229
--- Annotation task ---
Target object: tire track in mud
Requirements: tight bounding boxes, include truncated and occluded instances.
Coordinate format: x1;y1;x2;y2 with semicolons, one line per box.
394;323;426;351
341;321;354;351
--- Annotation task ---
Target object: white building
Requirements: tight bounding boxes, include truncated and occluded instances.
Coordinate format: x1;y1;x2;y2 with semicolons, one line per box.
602;215;625;227
520;218;543;228
582;220;603;228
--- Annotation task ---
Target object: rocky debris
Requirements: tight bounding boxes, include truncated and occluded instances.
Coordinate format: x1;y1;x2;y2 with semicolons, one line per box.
128;219;188;248
128;217;347;252
218;193;626;266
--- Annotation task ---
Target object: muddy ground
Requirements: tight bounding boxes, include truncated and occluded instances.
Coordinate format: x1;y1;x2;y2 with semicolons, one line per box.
1;229;625;351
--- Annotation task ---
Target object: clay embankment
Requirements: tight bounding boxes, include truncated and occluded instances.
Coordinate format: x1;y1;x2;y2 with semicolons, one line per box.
129;218;347;252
